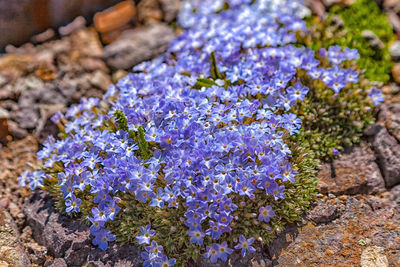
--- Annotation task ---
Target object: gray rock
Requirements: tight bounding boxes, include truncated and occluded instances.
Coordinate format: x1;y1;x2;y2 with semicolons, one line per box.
104;23;175;70
89;70;112;91
0;107;10;119
159;0;181;22
372;126;400;187
12;108;39;130
362;30;384;50
0;209;32;266
23;191;143;266
7;120;29;139
44;258;67;267
389;40;400;61
387;11;400;34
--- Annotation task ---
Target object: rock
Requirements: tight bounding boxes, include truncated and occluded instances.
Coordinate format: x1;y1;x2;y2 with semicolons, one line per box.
0;198;10;210
80;57;109;72
273;195;400;266
0;210;32;266
392;63;400;83
383;0;400;9
23;191;143;266
381;83;400;95
89;70;112;91
44;258;67;267
387;11;400;34
7;120;28;139
389;185;400;213
372;126;400;187
360;246;389;267
12;108;39;130
0;107;10;140
364;123;384;137
159;0;181;22
306;199;345;224
25;241;48;265
94;1;136;33
31;29;56;44
8;201;20;219
389;41;400;62
379;103;400;143
105;23;175;70
317;145;385;195
58;16;86;36
362;30;385;50
0;74;7;88
321;0;341;7
137;0;164;23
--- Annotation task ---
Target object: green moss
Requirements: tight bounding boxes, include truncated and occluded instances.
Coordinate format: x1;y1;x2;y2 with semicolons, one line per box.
304;0;394;83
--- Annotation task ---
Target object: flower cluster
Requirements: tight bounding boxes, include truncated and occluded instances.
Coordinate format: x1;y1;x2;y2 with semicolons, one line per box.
19;0;383;265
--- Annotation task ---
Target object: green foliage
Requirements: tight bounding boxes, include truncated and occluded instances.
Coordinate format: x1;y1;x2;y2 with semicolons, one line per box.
114;110;129;131
304;0;394;83
290;68;375;161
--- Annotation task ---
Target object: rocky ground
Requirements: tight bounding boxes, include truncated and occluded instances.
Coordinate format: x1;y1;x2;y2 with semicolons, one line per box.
0;1;400;267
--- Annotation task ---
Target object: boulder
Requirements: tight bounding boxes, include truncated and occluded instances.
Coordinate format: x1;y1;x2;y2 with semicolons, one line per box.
317;145;386;194
372;126;400;187
23;191;143;266
104;23;175;69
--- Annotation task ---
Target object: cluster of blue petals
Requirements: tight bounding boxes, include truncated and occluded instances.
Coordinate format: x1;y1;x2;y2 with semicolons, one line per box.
19;0;383;265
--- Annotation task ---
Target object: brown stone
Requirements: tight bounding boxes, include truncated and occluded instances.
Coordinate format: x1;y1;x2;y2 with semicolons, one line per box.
159;0;181;22
379;103;400;143
0;210;31;266
372;126;400;187
0;107;10;141
306;199;345;224
392;63;400;83
94;1;136;33
317;145;385;195
273;195;400;266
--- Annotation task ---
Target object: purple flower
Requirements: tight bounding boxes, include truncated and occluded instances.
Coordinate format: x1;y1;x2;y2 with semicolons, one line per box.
215;242;233;262
368;87;384;106
136;224;156;245
92;228;116;251
258;206;275;223
65;195;81;213
188;228;205;245
234;235;256;257
203;245;219;263
51;111;64;124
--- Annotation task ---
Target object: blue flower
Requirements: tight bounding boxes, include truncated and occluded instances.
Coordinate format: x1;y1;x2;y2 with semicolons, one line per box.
258;206;275;223
203;245;219;263
368;87;384;106
136;224;156;245
65;195;81;213
215;242;233;262
188;228;205;245
92;228;116;251
234;235;256;257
